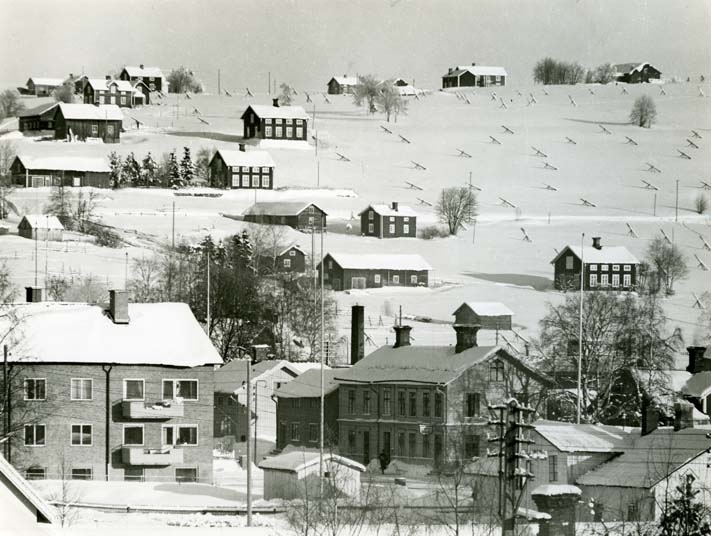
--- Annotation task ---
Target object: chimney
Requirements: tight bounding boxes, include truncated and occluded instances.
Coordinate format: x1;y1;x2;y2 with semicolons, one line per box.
454;324;480;353
391;202;399;212
238;143;246;152
140;64;144;70
472;62;476;66
393;325;412;348
251;344;269;363
592;236;602;250
105;74;112;81
686;346;709;374
25;286;43;303
641;395;658;436
351;305;365;364
448;67;453;74
674;401;694;431
272;98;279;107
108;289;129;324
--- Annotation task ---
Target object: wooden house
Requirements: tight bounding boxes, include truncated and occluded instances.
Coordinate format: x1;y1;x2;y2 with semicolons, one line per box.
327;75;358;95
550;236;639;291
318;253;431;291
275;245;307;274
17;103;58;133
242;202;327;230
208;146;275;189
359;202;416;238
241;99;309;142
119;65;165;96
11;155;111;188
613;63;662;84
83;77;142;108
25;78;63;97
52;103;123;143
453;302;514;331
18;215;64;241
442;64;507;88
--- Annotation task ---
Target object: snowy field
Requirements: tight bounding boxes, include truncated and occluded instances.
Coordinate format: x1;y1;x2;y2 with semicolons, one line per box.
3;82;711;366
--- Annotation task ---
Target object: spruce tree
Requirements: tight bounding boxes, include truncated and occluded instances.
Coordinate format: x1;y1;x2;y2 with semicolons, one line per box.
108;151;123;189
167;150;182;188
142;152;158;187
180;146;194;185
122;152;142;186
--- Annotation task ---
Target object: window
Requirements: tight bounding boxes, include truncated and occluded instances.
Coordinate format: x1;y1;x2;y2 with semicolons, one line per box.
124;379;144;400
368;210;374;220
291;423;300;441
124;468;144;482
91;124;99;136
565;256;573;269
601;264;609;271
623;264;631;272
262;166;270;173
393;275;400;284
107;124;115;135
623;274;631;287
363;391;371;414
176;468;198;483
348;430;356;450
120;96;126;105
24;379;46;400
285;119;293;126
368;223;374;233
389;224;395;234
71;468;92;480
175;425;198;446
590;264;597;271
383;391;392;416
328;260;333;269
612;274;620;288
627;503;639;522
296;119;304;125
489;360;505;381
409;391;417;417
422;435;431;457
163;379;198;401
295;126;303;138
601;274;609;287
374;274;381;284
286;127;293;138
404;224;410;234
548;455;558;481
422;392;431;417
398;391;406;416
308;216;314;226
275;126;283;137
261;175;270;188
110;84;116;94
242;175;249;187
265;126;273;137
348;390;356;413
251;175;259;187
464;435;480;458
410;275;417;285
389;216;395;222
283;259;291;268
612;265;620;271
71;424;92;446
403;217;409;222
71;378;92;400
309;206;315;214
466;393;481;418
435;392;443;417
123;425;144;446
25;424;45;446
408;433;417;458
398;432;406;456
590;274;598;287
309;423;318;442
289;249;296;257
25;467;46;480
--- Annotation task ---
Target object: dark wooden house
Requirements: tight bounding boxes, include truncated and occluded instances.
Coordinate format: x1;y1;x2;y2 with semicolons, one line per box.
83;77;142;108
241;99;309;142
18;214;64;241
551;236;639;291
119;65;165;96
52;103;123;143
318;252;431;291
359;202;417;238
11;155;111;188
327;75;358;95
442;64;507;89
17;102;58;133
275;368;340;450
613;63;662;84
242;202;327;230
453;302;514;331
25;78;64;97
208;146;275;189
276;245;307;274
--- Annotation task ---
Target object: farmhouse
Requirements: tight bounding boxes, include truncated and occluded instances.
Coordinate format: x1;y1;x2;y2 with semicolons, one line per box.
119;64;165;98
17;215;64;241
359;202;416;238
25;77;64;97
241;99;309;142
272;245;307;274
242;202;327;230
275;368;340;451
613;63;662;84
335;320;552;466
4;289;221;484
11;154;111;188
52;103;123;143
327;75;358;95
452;302;514;332
83;77;144;108
208;145;275;189
551;236;639;291
442;63;507;88
318;252;431;291
17;102;58;133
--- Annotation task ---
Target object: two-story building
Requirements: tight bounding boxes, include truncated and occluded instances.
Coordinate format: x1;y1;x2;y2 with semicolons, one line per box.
208;146;275;190
551;236;639;291
119;65;165;103
359;202;417;238
4;289;221;483
242;202;327;231
52;103;124;143
241;99;309;142
83;77;144;108
260;245;307;275
318;253;431;291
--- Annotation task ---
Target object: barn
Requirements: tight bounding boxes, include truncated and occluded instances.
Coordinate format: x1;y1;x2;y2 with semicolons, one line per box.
18;215;64;241
10;155;111;188
359;202;416;238
442;64;507;88
242;202;327;230
318;252;431;291
208;145;275;189
327;75;358;95
52;103;123;143
25;78;63;97
259;450;364;500
613;63;662;84
452;302;514;331
17;103;58;133
241;99;309;142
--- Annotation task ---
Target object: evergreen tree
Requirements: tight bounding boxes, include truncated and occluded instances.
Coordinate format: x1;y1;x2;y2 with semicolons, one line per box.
122;152;142;186
180;146;194;185
141;152;158;187
659;474;710;536
108;151;123;189
167;150;182;188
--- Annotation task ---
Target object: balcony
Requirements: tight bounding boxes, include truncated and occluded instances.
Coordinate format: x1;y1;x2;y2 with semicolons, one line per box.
122;446;183;466
122;400;184;419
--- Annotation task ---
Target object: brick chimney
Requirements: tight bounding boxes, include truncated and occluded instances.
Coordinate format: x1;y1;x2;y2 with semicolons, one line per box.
272;97;279;107
391;202;399;212
641;395;658;436
393;325;411;348
686;346;709;374
592;236;602;250
674;401;694;431
238;143;246;152
454;324;480;353
108;289;129;324
471;62;477;66
140;64;144;70
105;74;112;81
351;305;365;364
25;286;43;303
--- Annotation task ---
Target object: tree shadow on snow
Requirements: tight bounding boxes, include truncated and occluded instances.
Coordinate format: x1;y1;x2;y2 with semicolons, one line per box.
563;118;633;127
154;483;243;501
463;272;553;292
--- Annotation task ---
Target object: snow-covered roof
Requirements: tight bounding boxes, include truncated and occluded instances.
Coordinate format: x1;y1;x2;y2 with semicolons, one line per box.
275;368;339;398
613;62;657;75
122;65;164;78
456;302;514;318
215;149;275;168
57;103;124;121
551;245;639;265
243;201;326;217
330;76;358;86
444;66;508;78
0;454;58;525
323;253;432;271
216;359;308;394
86;78;135;92
358;204;417;217
17;102;59;118
4;302;222;367
531;484;581;497
534;420;633;453
259;451;365;473
19;214;64;230
287;362;323;374
27;77;64;87
277;244;306;257
242;105;310;120
15;155;110;173
681;371;711;398
397;85;418;96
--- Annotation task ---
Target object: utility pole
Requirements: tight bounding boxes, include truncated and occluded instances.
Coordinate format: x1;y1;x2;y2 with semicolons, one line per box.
268;72;271;95
577;232;584;425
217;68;221;96
319;214;325;496
34;225;38;287
246;350;252;526
206;249;211;335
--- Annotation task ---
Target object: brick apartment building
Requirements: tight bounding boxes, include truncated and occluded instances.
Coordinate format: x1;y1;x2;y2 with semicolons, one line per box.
3;289;222;483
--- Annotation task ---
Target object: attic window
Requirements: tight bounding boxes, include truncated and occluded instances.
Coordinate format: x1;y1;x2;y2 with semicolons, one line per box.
623;265;631;271
489;360;505;382
589;264;597;271
565;256;573;270
289;250;296;256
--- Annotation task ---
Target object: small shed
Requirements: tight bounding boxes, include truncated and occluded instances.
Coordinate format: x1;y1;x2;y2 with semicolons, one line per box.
453;302;514;331
18;215;64;241
259;450;365;500
327;75;358;95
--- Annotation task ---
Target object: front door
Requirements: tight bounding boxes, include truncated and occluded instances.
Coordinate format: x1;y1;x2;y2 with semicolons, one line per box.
434;434;443;467
383;431;391;454
362;431;370;465
351;277;366;290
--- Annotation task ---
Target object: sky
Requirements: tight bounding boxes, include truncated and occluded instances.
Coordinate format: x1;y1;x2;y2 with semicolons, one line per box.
1;0;709;92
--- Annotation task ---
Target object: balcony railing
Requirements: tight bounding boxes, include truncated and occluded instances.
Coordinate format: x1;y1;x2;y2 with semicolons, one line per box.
121;446;183;466
122;400;184;419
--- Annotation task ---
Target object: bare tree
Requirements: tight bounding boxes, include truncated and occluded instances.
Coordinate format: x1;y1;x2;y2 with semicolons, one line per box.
49;457;82;527
128;256;164;302
694;193;708;214
376;82;408;123
0;140;18;220
46;275;71;301
167;66;203;93
63;275;107;304
52;83;75;104
0;89;24;120
435;187;478;235
630;96;657;128
353;75;381;114
279;83;296;106
645;237;688;295
592;63;616;84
